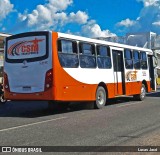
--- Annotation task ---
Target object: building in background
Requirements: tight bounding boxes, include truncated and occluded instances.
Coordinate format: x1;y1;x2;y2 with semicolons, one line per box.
0;33;11;83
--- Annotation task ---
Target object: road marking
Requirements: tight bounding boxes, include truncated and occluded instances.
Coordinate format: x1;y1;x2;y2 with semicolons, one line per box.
117;102;143;108
0;116;67;132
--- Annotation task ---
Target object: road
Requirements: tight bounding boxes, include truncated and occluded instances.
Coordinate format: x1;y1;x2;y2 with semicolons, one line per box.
0;90;160;153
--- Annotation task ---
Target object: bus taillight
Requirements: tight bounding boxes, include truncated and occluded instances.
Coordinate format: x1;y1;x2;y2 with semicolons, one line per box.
3;72;10;92
45;69;53;91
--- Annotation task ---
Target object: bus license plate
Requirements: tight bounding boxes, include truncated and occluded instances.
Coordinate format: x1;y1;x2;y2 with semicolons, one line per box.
23;86;31;91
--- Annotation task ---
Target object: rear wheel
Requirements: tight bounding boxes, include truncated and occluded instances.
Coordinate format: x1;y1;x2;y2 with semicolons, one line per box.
94;86;106;109
133;84;146;101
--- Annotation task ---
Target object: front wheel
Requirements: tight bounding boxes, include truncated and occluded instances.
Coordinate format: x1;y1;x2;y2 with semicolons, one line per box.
94;86;106;109
133;84;146;101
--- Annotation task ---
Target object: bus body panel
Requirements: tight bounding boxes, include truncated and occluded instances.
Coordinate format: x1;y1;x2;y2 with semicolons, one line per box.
6;62;47;93
53;66;151;101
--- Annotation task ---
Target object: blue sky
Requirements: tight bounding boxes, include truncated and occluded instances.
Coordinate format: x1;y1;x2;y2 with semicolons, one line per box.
0;0;160;37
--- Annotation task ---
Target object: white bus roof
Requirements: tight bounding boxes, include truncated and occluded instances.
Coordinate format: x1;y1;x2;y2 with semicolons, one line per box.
0;33;11;37
58;32;153;54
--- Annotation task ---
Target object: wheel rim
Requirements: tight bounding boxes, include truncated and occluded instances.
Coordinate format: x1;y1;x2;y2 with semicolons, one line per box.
141;86;146;99
97;90;105;105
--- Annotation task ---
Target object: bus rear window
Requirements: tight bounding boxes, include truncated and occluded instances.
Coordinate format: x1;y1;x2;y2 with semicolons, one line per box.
5;32;49;63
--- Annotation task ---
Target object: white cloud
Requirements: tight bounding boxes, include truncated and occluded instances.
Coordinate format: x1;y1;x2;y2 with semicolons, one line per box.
18;0;89;30
117;18;136;27
0;0;14;21
116;0;160;34
14;0;115;38
47;0;73;12
2;27;6;31
152;21;160;26
69;11;88;24
137;0;159;7
81;20;116;38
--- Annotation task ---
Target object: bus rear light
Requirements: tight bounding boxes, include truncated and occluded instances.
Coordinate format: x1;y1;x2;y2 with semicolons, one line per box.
45;69;53;91
3;72;10;92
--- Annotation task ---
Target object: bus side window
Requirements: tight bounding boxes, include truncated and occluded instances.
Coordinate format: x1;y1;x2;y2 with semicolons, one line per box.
79;42;96;68
97;45;111;69
140;52;148;69
133;50;140;69
124;49;133;69
58;39;79;68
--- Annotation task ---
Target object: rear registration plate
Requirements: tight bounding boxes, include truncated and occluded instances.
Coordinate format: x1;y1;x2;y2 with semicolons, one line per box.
23;86;31;91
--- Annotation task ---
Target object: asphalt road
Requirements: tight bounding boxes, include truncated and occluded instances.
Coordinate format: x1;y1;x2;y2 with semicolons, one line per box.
0;89;160;153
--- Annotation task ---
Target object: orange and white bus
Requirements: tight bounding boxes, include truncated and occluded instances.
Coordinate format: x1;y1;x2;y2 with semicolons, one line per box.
4;31;156;108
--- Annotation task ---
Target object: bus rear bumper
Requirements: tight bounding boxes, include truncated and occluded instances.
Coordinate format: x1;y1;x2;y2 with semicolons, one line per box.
4;89;53;101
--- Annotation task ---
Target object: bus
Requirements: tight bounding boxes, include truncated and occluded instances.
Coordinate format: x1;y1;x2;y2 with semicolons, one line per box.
0;33;11;103
4;31;156;109
0;33;11;84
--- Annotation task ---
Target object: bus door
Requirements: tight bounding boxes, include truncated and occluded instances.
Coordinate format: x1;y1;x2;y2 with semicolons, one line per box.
148;55;156;91
111;47;125;95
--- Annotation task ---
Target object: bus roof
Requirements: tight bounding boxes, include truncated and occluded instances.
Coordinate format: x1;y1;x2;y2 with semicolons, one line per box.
5;31;153;55
57;32;153;54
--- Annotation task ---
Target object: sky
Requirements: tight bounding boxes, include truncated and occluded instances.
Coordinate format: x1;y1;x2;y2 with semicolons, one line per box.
0;0;160;37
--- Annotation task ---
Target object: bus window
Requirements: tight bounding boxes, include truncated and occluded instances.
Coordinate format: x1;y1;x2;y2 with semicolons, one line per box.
133;50;140;69
79;42;96;68
140;52;148;69
58;39;79;68
97;45;111;69
124;49;133;69
5;32;49;63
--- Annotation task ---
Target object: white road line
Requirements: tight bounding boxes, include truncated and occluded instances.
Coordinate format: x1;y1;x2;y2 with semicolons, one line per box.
0;116;67;132
117;102;143;108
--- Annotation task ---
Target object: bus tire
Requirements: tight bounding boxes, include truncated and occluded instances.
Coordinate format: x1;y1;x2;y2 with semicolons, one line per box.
94;86;106;109
133;84;146;101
